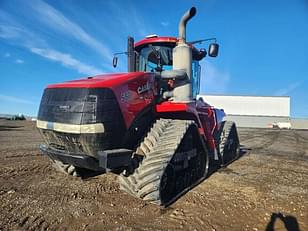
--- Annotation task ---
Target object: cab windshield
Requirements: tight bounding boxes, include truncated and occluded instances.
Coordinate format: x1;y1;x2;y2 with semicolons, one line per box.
136;45;173;72
135;42;201;98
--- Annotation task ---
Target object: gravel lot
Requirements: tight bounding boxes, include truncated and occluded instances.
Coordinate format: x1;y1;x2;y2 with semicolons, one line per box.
0;119;307;230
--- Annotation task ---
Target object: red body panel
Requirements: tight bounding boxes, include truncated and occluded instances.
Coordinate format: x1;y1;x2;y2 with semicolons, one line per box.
156;101;218;152
47;72;147;89
114;73;156;128
156;101;195;113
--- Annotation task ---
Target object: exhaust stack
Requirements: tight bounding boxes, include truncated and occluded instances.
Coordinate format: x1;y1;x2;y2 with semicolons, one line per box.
178;7;196;43
172;7;196;102
127;36;135;72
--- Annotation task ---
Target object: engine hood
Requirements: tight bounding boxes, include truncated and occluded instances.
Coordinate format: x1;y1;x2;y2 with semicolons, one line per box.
47;72;147;89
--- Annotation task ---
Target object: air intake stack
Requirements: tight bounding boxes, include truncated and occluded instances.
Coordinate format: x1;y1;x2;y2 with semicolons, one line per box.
172;7;196;102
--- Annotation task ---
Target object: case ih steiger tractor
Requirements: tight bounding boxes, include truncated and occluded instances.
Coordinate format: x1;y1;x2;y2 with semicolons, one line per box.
37;7;239;206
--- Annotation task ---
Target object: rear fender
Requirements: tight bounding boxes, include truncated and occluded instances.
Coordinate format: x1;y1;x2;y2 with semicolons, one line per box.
156;101;201;122
156;101;206;138
156;101;217;153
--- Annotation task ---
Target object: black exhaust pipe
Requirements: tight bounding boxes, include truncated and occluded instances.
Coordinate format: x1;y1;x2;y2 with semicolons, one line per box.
127;36;135;72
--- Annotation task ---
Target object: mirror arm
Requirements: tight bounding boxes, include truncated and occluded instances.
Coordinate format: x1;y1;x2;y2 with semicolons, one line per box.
114;51;128;56
113;51;139;68
112;51;128;68
188;37;217;45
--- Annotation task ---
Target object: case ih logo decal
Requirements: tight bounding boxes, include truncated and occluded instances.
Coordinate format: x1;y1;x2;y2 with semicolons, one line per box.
121;81;151;102
121;91;131;102
137;81;151;94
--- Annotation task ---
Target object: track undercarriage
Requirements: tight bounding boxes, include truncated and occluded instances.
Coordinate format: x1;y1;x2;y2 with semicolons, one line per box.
119;119;209;206
43;118;240;206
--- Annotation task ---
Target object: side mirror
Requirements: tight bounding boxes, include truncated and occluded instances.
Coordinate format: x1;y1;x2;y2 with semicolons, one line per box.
208;43;219;57
112;56;118;68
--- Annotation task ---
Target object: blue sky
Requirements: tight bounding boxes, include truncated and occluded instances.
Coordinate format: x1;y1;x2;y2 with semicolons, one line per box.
0;0;307;118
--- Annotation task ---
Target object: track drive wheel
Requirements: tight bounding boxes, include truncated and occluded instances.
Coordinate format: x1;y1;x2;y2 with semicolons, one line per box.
118;119;209;206
217;121;240;166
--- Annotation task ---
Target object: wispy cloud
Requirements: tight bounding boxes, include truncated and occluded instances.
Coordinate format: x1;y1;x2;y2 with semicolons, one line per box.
30;47;102;75
108;1;152;37
131;8;151;37
15;59;24;64
274;81;301;96
0;23;48;47
27;0;113;60
0;21;103;75
200;61;230;94
161;21;169;27
4;52;11;57
0;2;131;74
0;94;35;105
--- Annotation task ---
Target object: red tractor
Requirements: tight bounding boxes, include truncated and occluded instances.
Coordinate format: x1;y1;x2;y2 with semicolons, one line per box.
37;7;239;206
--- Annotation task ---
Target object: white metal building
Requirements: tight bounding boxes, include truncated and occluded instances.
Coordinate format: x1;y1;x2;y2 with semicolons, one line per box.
199;95;291;128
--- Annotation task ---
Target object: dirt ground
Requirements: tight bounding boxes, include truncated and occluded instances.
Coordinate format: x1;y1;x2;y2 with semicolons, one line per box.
0;119;307;231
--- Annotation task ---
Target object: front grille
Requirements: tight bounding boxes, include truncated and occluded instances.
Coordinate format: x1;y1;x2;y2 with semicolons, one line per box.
38;88;117;124
37;88;126;156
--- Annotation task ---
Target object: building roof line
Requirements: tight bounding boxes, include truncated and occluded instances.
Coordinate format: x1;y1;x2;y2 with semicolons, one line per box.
199;94;290;98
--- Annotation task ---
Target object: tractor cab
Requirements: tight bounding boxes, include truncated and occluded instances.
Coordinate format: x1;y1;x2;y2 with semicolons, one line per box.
113;35;212;100
134;36;213;100
134;36;176;73
134;36;207;73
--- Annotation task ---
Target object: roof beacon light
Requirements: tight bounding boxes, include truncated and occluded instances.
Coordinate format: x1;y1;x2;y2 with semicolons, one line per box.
146;34;158;39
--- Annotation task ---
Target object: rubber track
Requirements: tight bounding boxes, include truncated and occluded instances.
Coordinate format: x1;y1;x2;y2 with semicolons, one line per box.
119;119;205;206
218;121;239;166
